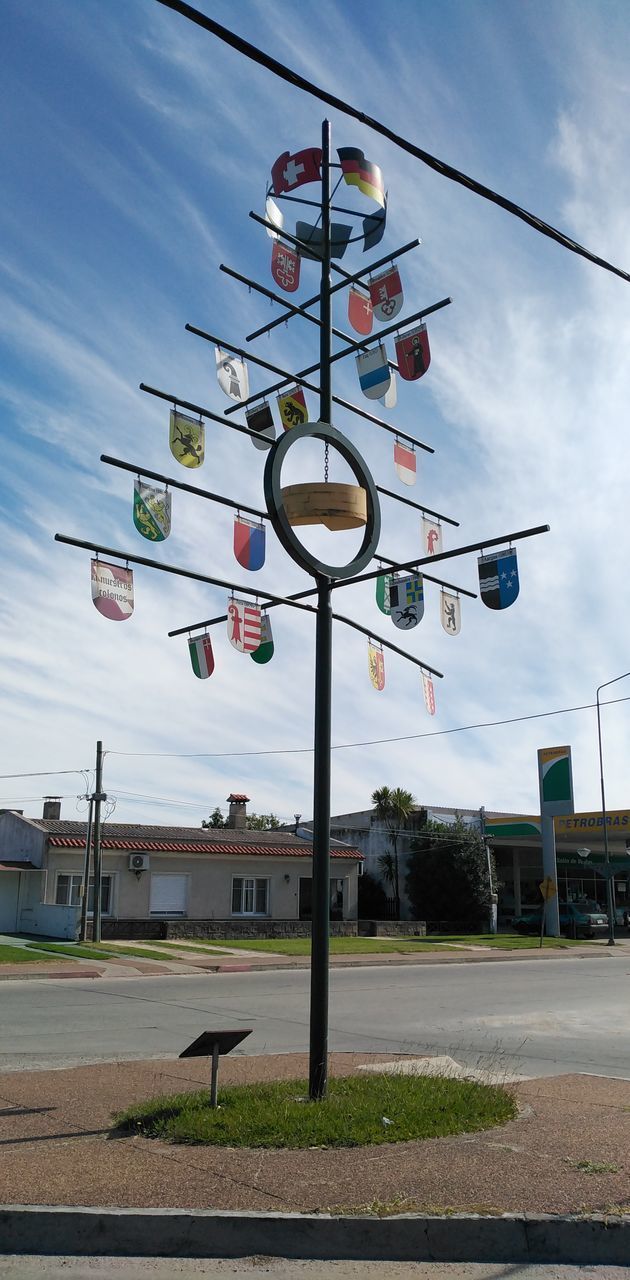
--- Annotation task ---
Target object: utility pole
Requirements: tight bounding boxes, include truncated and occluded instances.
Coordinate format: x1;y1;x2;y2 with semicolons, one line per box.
79;795;94;943
92;740;105;943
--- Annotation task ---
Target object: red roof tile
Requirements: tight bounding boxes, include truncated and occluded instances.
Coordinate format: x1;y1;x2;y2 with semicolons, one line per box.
46;835;361;859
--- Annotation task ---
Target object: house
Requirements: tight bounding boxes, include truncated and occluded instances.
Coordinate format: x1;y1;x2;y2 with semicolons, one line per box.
299;803;483;919
0;794;363;940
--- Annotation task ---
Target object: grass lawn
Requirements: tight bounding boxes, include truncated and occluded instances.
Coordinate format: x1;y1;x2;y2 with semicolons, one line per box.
114;1071;516;1149
0;942;69;964
182;933;582;956
24;941;213;964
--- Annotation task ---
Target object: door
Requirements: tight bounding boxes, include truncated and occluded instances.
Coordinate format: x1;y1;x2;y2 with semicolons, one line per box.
0;871;20;932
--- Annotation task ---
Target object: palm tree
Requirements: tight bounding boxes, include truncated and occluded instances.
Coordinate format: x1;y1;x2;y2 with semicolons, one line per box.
371;785;416;918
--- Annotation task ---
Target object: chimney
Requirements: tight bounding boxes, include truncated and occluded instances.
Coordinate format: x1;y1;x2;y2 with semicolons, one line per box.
43;797;61;821
225;793;249;830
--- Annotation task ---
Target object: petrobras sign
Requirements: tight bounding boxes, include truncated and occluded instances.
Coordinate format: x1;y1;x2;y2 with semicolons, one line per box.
555;810;630;834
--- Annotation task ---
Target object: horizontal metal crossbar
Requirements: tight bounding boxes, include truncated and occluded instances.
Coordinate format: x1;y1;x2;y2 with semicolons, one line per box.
54;535;442;677
246;233;420;341
375;556;477;600
138;382;270;445
100;455;269;522
225;295;452;412
376;486;459;526
185;325;433;452
330;524;551;591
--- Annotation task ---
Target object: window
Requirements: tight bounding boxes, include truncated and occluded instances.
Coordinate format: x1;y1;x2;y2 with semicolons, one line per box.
55;873;112;915
149;874;188;916
232;876;269;916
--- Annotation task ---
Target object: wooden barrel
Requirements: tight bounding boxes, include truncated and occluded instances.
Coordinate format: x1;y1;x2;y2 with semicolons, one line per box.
281;482;367;531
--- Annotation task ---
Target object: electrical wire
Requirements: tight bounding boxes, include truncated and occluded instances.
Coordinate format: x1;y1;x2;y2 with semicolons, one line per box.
0;769;91;780
155;0;630;285
106;693;630;759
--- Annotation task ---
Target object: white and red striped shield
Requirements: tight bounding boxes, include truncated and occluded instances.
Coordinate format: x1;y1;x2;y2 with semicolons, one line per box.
271;241;300;293
394;441;416;486
227;598;261;653
348;285;373;335
422;673;436;716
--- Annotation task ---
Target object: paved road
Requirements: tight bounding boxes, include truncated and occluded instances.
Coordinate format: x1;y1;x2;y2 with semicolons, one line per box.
1;956;628;1077
1;1260;627;1279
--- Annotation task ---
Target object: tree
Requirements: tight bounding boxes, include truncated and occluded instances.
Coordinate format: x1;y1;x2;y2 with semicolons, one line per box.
202;807;225;829
358;870;390;919
371;785;416;918
245;812;281;830
405;817;492;932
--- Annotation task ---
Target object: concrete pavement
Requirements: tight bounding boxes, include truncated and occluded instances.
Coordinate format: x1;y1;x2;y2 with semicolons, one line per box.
2;1259;629;1278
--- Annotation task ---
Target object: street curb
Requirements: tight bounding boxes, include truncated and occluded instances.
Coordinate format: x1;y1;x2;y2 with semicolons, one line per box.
0;1206;628;1264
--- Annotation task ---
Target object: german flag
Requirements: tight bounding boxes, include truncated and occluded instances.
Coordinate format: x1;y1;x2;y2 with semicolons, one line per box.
337;147;385;208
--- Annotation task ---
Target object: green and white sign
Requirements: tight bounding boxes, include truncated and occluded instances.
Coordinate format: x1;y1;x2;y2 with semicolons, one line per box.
538;745;574;817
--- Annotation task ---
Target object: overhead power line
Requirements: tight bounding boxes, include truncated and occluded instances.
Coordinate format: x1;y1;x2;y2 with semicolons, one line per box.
155;0;630;285
107;693;630;759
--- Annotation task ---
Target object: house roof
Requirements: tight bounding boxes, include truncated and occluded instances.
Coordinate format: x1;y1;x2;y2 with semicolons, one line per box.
29;819;362;860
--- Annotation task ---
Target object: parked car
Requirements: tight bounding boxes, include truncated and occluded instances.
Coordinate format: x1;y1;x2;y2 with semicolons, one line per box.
513;900;609;939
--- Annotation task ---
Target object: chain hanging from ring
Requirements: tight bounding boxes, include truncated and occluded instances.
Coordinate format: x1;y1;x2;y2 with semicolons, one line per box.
324;441;329;483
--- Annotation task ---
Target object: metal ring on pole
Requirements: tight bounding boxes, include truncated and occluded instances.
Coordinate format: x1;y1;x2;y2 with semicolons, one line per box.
263;420;381;579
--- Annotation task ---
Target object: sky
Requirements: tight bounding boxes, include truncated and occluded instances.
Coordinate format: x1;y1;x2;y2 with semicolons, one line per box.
1;0;630;831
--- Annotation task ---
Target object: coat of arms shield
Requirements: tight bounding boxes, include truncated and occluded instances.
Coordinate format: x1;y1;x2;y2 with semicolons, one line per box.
422;517;442;557
396;324;431;381
215;347;249;402
393;441;416;486
368;642;385;691
369;266;403;322
478;550;520;610
271;241;300;293
227;598;262;652
348;285;373;335
169;410;204;468
422;673;436;716
277;386;308;429
440;590;461;635
245;403;276;450
233;517;266;572
188;633;215;680
251;613;274;665
133;480;171;541
388;574;424;629
356;345;392;400
91;560;134;622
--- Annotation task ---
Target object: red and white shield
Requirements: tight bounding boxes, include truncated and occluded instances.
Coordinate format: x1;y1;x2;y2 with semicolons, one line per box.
227;598;261;653
369;266;403;322
271;241;300;293
422;673;436;716
393;441;416;486
396;324;431;380
348;285;373;335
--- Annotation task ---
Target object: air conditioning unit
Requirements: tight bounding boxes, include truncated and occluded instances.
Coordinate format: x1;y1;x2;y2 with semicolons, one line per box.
129;853;150;872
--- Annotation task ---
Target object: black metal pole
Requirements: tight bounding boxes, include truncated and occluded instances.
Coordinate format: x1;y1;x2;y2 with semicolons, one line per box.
309;119;333;1103
92;740;104;944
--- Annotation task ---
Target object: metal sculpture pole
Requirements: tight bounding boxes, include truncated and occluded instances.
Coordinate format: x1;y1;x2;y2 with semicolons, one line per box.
309;118;333;1101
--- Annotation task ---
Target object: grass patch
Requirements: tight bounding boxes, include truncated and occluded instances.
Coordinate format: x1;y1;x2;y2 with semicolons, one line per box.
566;1159;620;1175
182;933;580;957
26;942;111;961
114;1072;516;1149
24;941;203;964
0;942;70;964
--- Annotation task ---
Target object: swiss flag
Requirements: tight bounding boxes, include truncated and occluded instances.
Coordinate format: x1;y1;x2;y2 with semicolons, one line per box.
271;148;322;194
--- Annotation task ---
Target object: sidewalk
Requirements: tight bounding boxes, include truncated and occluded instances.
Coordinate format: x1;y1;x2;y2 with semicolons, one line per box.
0;1052;628;1218
2;938;629;982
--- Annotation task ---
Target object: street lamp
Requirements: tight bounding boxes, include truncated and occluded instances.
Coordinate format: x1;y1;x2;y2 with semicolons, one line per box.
596;672;630;946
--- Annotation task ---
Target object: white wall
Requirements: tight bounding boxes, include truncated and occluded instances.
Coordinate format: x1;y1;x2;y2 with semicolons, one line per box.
19;902;79;940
